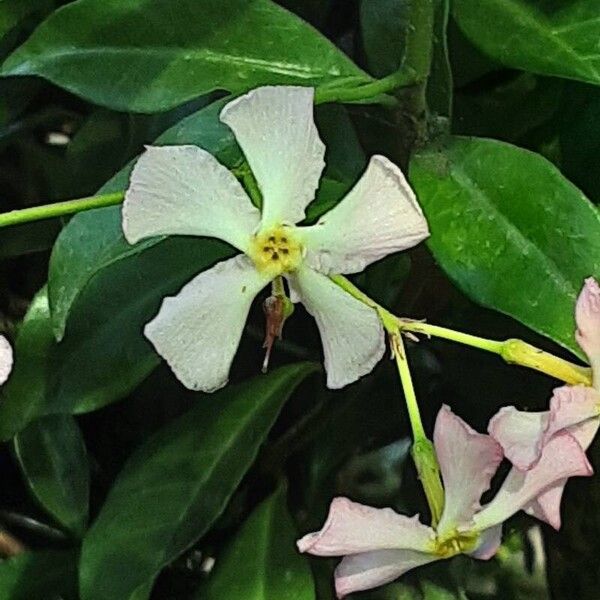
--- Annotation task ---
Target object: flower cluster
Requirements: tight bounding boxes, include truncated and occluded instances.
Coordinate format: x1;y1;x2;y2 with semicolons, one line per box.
0;335;12;386
298;278;599;597
122;86;428;392
121;84;599;598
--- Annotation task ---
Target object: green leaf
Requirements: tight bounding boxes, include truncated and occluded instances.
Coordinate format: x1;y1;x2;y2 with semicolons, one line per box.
14;414;89;536
2;0;369;112
0;235;231;439
48;98;236;342
359;0;409;78
0;550;78;600
79;364;316;600
199;486;315;599
453;0;600;87
409;136;600;358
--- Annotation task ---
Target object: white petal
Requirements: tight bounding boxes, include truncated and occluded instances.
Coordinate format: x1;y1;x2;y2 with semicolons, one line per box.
220;86;325;227
296;497;434;556
290;266;385;389
334;550;438;598
300;155;429;275
122;145;260;252
0;335;13;385
145;255;269;392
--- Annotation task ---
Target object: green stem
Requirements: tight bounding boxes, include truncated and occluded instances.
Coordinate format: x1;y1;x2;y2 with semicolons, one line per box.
330;275;591;386
400;321;504;354
403;0;435;82
400;320;592;386
0;192;124;229
314;68;418;105
391;325;444;526
390;332;425;441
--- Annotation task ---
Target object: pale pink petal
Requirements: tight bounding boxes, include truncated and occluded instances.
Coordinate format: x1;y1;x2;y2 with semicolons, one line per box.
0;335;12;385
575;278;600;376
546;385;600;441
220;86;325;227
434;405;503;535
565;413;600;452
290;266;385;389
469;525;503;560
473;431;592;531
524;484;564;530
300;155;429;275
145;255;270;392
296;497;434;557
524;416;600;529
488;406;548;471
334;549;438;598
122;145;259;252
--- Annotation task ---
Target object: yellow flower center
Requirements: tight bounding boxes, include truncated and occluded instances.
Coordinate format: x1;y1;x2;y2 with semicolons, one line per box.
431;529;479;558
249;226;303;276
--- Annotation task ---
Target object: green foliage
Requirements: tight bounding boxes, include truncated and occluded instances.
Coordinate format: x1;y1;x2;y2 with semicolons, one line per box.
410;136;600;358
199;486;315;600
453;0;600;86
79;364;315;600
0;550;78;600
0;0;600;598
14;414;89;535
1;0;369;112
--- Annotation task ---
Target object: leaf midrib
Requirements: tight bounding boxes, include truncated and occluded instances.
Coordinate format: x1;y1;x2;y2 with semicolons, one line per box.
6;45;355;81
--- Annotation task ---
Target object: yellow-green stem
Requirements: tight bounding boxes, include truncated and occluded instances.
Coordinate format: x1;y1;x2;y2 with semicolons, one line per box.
390;332;425;441
391;332;444;526
330;275;590;386
0;192;124;229
400;320;592;386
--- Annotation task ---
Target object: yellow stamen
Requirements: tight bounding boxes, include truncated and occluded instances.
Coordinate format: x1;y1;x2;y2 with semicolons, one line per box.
249;226;303;276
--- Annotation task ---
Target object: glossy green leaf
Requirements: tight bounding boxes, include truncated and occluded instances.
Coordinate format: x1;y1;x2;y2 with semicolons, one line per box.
2;0;369;112
199;486;315;599
0;235;231;440
0;550;78;600
14;414;89;535
409;136;600;358
79;363;316;600
48;98;236;341
453;0;600;86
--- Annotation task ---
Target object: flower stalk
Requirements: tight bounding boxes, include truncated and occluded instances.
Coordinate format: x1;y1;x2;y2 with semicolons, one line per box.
330;274;591;386
0;191;124;229
398;320;592;386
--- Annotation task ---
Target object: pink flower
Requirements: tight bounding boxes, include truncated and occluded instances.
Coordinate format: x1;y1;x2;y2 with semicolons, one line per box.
297;405;590;597
0;335;12;386
489;278;600;528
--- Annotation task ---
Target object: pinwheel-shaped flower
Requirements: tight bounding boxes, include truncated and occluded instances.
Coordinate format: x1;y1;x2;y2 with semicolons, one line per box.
0;335;12;386
122;86;428;392
490;277;600;528
298;405;591;598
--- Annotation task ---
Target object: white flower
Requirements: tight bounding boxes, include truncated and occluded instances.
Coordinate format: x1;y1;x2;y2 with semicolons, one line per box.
122;86;429;392
0;335;12;386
